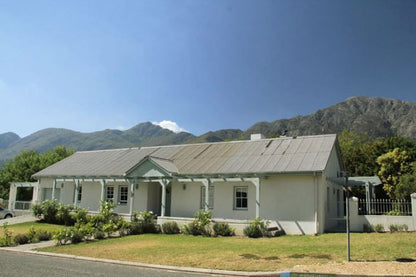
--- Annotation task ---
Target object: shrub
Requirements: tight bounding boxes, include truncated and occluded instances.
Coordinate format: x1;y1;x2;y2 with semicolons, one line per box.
0;223;13;247
42;200;59;223
162;222;180;234
131;210;158;233
54;226;84;245
243;217;269;238
56;203;75;226
182;210;212;236
95;230;105;240
372;224;384;233
99;201;115;223
31;203;43;219
389;224;399;233
363;224;372;233
128;222;144;235
37;230;52;241
13;233;30;245
72;207;89;224
213;222;235;237
399;224;409;232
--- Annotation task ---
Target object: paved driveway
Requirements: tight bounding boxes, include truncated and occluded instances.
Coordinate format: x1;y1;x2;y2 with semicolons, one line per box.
0;214;38;225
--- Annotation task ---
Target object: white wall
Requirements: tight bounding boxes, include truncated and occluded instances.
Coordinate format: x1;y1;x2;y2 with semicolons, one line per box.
170;176;323;235
322;145;344;232
261;175;317;235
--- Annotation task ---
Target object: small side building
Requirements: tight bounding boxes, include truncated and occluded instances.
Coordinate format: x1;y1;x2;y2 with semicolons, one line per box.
31;134;345;234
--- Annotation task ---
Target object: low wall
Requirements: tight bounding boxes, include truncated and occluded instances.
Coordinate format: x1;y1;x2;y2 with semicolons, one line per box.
349;196;416;232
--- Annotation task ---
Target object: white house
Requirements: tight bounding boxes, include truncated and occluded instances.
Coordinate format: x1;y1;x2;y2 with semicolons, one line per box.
31;134;345;235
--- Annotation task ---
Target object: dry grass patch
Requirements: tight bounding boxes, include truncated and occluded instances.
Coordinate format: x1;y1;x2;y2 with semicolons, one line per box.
6;221;62;236
39;233;416;272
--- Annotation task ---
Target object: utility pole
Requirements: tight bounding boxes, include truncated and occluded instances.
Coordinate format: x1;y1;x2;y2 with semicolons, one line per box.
344;172;351;262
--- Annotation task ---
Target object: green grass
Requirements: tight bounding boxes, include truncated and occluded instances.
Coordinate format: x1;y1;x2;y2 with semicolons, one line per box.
4;221;62;236
39;233;416;271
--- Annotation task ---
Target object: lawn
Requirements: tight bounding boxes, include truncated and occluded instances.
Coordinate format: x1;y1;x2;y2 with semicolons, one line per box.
39;233;416;272
5;221;62;236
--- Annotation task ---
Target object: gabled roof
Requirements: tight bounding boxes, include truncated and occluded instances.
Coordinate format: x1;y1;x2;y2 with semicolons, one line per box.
32;134;339;179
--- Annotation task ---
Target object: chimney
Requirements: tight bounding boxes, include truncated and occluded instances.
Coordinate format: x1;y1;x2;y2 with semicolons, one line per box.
250;133;265;141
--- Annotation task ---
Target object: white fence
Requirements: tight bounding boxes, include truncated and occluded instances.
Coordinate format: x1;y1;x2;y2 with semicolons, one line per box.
358;198;412;216
349;194;416;232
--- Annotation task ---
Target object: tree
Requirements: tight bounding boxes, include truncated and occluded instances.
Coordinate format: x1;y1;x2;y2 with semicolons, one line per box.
395;162;416;199
377;148;412;199
0;146;74;199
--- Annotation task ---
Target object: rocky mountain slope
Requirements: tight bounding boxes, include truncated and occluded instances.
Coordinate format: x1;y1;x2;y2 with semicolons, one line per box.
1;96;415;164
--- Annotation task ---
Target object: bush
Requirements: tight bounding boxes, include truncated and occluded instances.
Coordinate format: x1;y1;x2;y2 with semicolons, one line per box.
72;207;89;224
37;229;52;241
56;203;75;226
128;222;144;235
372;224;384;233
31;203;43;219
162;222;180;234
13;233;30;245
182;210;212;236
0;223;13;247
389;224;399;233
213;222;235;237
400;224;409;232
244;217;269;238
363;224;372;233
42;200;59;223
131;210;158;233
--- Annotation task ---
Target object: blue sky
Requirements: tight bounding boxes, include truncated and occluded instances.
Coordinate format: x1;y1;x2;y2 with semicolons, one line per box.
1;0;416;137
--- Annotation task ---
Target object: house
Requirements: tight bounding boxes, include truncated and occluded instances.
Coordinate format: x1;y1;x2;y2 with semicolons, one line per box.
31;134;344;235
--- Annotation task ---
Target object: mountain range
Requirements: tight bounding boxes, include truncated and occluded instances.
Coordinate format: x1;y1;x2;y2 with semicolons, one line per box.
1;96;415;164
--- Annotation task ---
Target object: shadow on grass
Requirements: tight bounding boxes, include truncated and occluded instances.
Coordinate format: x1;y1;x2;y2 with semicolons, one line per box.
396;258;415;263
288;254;331;260
240;254;279;260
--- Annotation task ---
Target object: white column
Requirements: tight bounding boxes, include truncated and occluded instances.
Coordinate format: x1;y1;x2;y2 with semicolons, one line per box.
74;179;80;206
127;179;135;215
158;179;170;217
100;179;106;202
201;179;211;211
8;183;17;210
52;179;57;200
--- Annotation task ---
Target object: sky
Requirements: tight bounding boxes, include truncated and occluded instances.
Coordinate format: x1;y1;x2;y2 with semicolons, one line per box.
1;0;416;137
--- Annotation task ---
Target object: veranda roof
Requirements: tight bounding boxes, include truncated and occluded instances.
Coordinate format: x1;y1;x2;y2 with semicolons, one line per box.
32;134;339;178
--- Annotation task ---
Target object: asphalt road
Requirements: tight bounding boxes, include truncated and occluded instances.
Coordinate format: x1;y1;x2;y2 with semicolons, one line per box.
0;251;212;277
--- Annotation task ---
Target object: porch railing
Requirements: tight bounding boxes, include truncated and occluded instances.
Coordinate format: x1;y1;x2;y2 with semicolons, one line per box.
358;198;412;216
14;201;33;210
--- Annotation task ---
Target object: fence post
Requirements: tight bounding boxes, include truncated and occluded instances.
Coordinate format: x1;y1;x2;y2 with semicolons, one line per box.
411;193;416;230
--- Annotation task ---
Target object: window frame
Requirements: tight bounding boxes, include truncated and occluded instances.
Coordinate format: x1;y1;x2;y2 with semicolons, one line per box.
106;186;114;202
118;185;128;206
234;186;248;210
77;185;82;202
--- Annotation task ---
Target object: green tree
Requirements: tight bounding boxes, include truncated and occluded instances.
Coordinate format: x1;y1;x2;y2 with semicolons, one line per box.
377;148;412;199
394;162;416;199
0;146;74;199
338;131;378;176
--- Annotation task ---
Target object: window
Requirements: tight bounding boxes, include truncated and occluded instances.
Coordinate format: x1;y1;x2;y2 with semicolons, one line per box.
200;186;214;209
234;187;248;209
77;186;82;202
118;186;128;205
106;186;114;202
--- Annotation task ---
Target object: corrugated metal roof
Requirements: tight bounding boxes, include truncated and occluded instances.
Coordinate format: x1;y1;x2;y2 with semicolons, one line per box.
32;134;338;178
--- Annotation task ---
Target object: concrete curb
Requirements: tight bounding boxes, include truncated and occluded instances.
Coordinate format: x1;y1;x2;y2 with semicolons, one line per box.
1;244;415;277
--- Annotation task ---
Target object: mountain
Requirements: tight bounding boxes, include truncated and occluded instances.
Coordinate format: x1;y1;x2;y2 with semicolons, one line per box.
0;132;20;149
0;122;195;164
190;96;416;142
1;96;415;164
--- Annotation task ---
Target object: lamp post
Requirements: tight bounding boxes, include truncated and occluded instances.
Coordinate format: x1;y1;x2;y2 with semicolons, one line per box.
344;172;350;262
